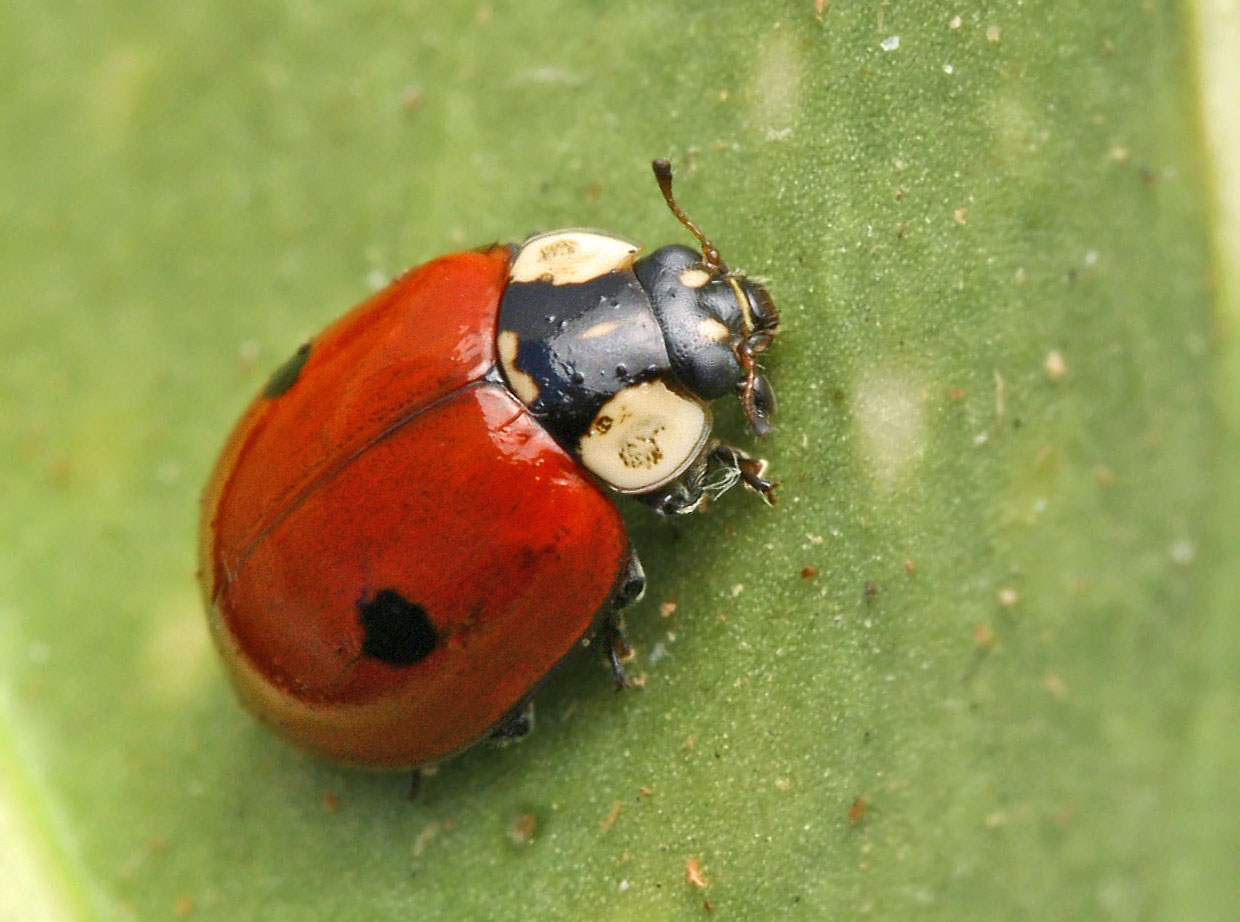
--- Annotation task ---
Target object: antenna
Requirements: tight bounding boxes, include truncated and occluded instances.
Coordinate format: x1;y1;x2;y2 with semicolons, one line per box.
651;159;729;274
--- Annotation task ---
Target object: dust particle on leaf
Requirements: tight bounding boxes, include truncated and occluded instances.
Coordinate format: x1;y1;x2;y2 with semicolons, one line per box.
685;857;708;888
600;801;622;833
1043;673;1069;700
509;812;537;845
972;624;997;649
402;85;423;109
412;822;441;861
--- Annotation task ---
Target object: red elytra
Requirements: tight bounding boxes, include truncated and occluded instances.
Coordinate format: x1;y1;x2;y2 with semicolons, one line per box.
201;248;629;767
201;162;779;771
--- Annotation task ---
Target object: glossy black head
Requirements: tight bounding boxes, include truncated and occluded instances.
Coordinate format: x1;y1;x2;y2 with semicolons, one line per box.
634;245;743;399
644;159;780;436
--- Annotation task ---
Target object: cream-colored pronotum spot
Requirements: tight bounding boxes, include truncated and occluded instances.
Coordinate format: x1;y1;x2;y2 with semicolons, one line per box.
497;330;540;404
697;316;731;342
579;319;622;340
510;230;640;285
578;380;710;493
679;267;712;289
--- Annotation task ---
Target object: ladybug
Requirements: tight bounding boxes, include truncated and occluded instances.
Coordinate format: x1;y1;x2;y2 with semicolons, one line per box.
199;160;779;769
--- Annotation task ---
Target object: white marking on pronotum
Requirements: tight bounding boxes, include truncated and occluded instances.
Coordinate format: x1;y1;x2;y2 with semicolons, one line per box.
509;230;640;285
580;320;622;340
679;267;712;289
578;380;710;493
497;330;540;405
696;317;731;342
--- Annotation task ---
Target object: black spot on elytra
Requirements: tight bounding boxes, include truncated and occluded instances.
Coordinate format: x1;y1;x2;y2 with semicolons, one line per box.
357;589;437;666
263;342;312;398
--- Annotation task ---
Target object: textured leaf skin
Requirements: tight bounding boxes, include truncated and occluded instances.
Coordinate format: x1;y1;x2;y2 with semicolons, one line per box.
0;1;1236;920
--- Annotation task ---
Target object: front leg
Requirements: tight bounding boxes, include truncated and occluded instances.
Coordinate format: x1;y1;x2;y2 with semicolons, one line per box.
602;616;635;689
709;443;775;504
640;439;775;515
488;700;534;743
599;551;645;688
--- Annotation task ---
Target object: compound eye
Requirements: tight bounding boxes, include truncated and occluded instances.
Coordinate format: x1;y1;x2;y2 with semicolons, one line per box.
746;283;779;332
751;373;777;422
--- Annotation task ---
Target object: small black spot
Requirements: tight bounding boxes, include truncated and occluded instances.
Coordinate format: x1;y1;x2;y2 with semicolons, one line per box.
263;342;312;398
358;589;438;666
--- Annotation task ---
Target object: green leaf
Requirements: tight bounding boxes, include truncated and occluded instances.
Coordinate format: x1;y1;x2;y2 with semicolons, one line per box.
2;1;1237;919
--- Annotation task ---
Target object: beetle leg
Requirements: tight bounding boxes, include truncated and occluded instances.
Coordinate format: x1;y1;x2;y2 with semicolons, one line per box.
406;769;424;800
639;454;712;515
642;477;702;515
603;616;635;689
615;550;646;608
640;440;774;514
710;443;776;504
601;551;645;689
488;700;534;744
